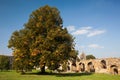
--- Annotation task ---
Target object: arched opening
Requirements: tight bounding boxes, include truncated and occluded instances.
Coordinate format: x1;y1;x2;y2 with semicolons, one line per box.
67;62;70;65
114;68;118;75
67;66;70;71
101;60;107;69
79;62;85;72
111;65;117;68
88;62;92;65
67;62;70;71
72;62;76;67
87;62;95;72
110;65;118;75
71;61;76;71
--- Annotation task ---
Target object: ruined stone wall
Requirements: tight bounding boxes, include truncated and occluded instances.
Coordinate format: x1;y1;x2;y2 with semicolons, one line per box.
67;58;120;75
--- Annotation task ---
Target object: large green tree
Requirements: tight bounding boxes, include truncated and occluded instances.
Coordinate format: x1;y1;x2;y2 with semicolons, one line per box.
8;5;77;73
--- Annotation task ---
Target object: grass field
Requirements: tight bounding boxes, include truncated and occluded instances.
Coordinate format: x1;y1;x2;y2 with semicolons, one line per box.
0;70;120;80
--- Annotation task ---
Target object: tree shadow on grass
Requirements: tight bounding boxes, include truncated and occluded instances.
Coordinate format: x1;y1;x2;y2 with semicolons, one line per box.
55;73;93;77
24;72;93;77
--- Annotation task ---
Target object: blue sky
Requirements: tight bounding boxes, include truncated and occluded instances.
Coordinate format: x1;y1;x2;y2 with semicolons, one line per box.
0;0;120;58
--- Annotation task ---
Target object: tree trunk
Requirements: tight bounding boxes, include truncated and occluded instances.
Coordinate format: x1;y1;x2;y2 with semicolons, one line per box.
41;64;45;73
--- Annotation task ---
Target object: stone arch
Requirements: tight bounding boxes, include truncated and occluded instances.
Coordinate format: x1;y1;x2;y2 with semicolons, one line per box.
71;61;76;71
79;62;85;72
67;62;70;71
111;65;117;67
100;60;107;69
88;62;92;65
72;62;76;67
67;66;70;71
87;62;95;72
67;62;70;65
110;65;118;75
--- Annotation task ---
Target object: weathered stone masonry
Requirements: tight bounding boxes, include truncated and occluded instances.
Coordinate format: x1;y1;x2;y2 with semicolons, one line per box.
67;58;120;75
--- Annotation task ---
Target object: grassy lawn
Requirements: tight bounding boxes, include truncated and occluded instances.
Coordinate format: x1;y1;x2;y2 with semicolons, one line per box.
0;70;120;80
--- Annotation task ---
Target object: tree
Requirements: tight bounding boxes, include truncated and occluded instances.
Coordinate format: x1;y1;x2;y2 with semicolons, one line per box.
0;55;10;71
8;5;77;73
86;54;96;60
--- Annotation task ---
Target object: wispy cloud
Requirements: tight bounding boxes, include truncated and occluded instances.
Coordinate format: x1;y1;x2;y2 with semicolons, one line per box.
66;26;106;37
78;44;104;50
66;25;75;32
88;44;104;49
87;30;106;37
72;29;89;35
72;26;92;35
81;26;92;30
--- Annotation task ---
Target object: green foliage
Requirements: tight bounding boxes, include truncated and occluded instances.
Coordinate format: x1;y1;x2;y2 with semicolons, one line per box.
0;55;10;71
8;5;77;73
86;54;96;60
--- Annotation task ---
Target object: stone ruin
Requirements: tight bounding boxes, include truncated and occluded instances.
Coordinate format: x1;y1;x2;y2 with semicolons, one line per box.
66;58;120;75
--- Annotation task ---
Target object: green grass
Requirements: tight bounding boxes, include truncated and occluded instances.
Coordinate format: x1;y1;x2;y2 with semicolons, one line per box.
0;70;120;80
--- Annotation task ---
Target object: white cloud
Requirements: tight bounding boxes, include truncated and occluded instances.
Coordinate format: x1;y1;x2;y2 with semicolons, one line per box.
81;26;92;30
66;25;75;32
72;29;89;35
87;30;106;37
72;26;92;35
88;44;104;49
66;26;106;37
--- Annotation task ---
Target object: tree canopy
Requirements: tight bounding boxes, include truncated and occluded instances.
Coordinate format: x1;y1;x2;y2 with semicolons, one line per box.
86;54;96;60
0;55;10;71
8;5;77;73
